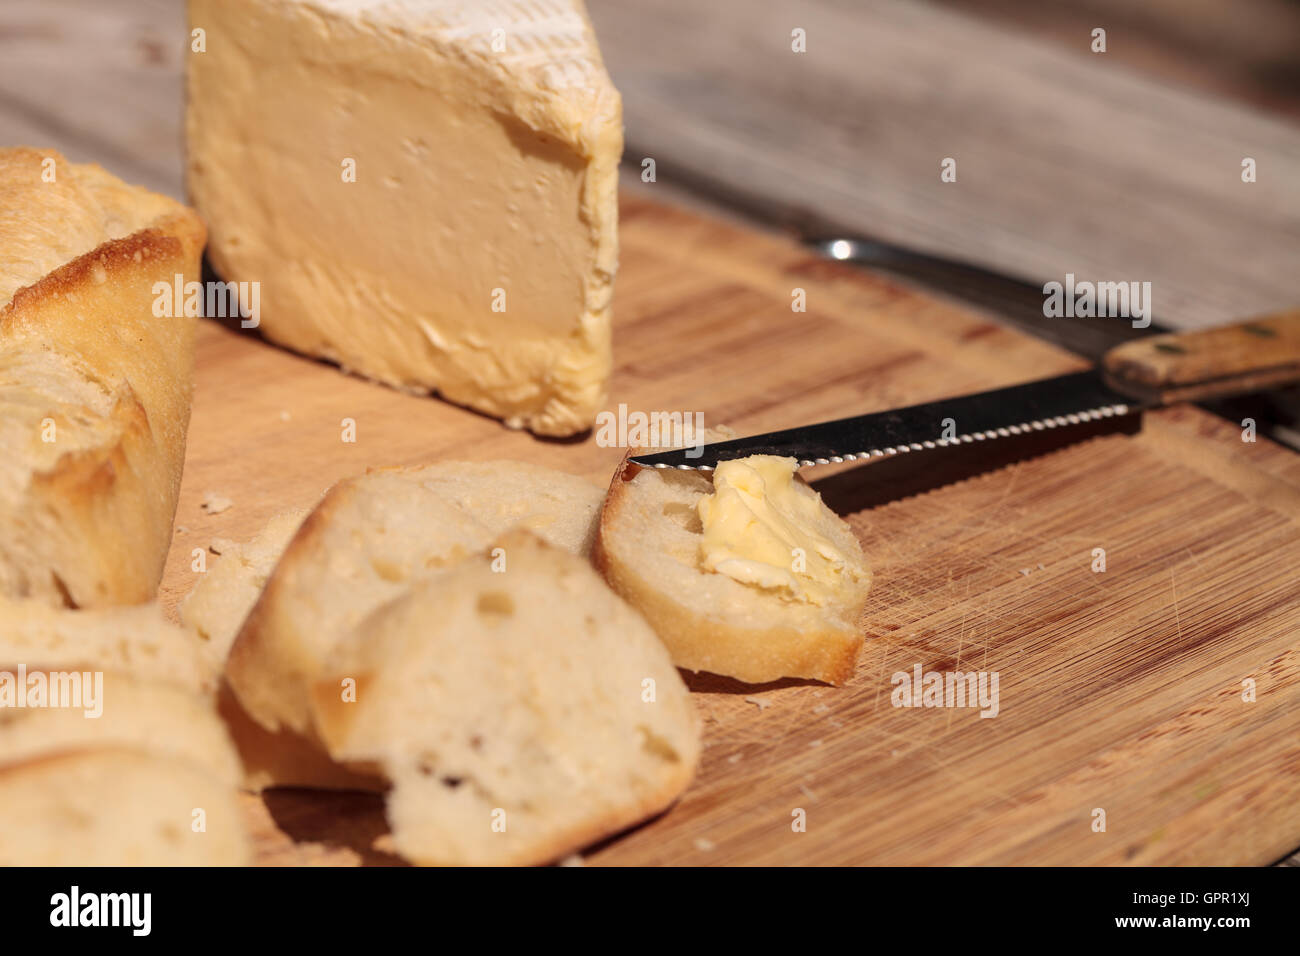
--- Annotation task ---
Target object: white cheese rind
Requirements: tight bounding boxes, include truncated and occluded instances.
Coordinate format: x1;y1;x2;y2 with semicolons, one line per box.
186;0;621;435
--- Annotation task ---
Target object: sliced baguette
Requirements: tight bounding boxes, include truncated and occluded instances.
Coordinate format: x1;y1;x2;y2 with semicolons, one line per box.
311;530;700;866
0;148;205;608
0;671;240;786
594;451;872;684
0;748;250;866
226;461;604;739
0;595;217;694
181;508;311;665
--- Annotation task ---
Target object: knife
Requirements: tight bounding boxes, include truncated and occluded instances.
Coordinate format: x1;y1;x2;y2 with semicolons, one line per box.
630;308;1300;471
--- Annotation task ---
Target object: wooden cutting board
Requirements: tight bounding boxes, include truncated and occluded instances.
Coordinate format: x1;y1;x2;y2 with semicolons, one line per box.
159;195;1300;865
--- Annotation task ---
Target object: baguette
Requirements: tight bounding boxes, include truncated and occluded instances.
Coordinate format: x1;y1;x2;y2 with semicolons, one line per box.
0;147;205;608
594;450;872;684
0;749;250;866
0;672;240;785
0;598;249;865
0;595;217;693
225;461;604;739
181;508;310;665
311;531;700;866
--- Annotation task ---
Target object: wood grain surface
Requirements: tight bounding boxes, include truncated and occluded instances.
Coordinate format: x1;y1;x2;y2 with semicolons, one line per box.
160;196;1300;865
5;0;1299;333
588;0;1300;330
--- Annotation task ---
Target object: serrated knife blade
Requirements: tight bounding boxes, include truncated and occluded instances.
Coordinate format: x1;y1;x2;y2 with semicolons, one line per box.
628;308;1300;471
628;369;1140;471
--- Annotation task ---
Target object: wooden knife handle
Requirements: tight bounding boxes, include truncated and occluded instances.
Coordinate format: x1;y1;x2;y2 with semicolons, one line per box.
1102;308;1300;404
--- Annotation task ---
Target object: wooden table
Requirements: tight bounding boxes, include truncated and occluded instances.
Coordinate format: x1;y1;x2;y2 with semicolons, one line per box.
3;0;1298;866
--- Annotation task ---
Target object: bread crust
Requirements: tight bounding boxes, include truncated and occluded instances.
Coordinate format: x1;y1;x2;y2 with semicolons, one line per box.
309;529;700;866
0;149;206;607
225;480;367;738
593;452;869;685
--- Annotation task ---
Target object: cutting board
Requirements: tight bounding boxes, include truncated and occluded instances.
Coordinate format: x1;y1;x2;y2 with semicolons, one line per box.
159;195;1300;865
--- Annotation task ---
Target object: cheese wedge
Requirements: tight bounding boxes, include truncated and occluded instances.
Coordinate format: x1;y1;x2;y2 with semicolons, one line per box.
185;0;622;436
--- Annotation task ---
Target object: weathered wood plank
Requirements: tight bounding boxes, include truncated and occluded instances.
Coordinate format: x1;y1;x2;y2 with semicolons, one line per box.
587;0;1300;329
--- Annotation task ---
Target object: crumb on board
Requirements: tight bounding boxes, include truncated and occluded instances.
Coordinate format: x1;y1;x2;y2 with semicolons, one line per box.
693;837;715;852
743;696;772;711
558;854;584;867
201;492;234;515
209;538;238;556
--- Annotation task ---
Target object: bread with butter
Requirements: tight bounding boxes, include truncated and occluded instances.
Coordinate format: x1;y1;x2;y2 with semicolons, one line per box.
594;448;872;684
0;147;205;608
310;530;700;866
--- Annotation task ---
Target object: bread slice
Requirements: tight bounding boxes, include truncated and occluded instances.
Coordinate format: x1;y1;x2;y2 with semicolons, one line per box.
594;451;872;684
226;461;604;739
0;595;217;694
180;508;385;791
0;598;250;864
0;672;240;786
311;531;700;866
0;147;205;608
181;508;310;665
0;749;250;866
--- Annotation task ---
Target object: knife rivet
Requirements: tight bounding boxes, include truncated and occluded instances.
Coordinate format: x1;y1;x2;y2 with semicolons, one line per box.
996;428;1010;437
923;440;936;449
961;434;973;443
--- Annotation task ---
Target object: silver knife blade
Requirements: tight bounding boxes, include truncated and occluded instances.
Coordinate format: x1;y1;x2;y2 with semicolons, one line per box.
628;369;1142;471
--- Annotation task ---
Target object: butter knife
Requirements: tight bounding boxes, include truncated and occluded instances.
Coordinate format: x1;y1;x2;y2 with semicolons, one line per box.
630;309;1300;471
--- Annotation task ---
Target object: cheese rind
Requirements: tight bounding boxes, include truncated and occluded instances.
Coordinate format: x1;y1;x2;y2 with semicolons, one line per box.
186;0;621;436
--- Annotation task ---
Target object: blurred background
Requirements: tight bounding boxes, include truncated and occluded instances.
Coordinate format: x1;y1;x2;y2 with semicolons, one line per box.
1;0;1297;386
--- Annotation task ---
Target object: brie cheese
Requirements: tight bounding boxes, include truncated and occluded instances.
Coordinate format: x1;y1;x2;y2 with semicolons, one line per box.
186;0;621;435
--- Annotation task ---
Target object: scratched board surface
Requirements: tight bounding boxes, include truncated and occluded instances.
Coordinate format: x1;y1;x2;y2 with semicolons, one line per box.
158;197;1300;865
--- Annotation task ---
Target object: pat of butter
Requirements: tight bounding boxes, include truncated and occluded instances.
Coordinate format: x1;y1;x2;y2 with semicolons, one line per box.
697;455;849;605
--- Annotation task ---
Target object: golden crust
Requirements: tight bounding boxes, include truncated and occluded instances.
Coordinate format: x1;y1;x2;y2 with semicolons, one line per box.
0;148;206;607
225;480;362;738
593;452;869;685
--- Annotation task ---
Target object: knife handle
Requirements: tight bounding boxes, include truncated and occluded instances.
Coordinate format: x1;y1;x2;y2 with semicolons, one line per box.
1101;307;1300;404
